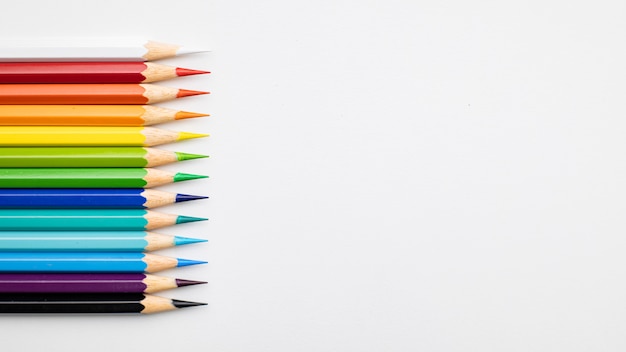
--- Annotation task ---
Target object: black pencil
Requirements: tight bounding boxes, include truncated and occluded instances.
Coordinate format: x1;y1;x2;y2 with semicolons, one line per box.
0;293;206;314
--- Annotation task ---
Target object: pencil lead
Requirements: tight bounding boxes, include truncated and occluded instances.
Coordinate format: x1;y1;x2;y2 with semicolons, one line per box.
176;258;208;267
176;47;211;56
177;131;209;141
175;278;208;288
175;215;208;224
175;193;209;203
176;67;210;77
172;299;208;309
174;236;208;246
176;89;209;98
174;110;209;120
173;172;208;183
175;152;209;162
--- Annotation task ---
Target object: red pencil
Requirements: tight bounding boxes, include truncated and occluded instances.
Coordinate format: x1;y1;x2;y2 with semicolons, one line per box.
0;62;209;84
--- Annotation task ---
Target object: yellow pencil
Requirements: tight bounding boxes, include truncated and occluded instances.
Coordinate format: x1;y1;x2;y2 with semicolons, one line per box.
0;127;208;147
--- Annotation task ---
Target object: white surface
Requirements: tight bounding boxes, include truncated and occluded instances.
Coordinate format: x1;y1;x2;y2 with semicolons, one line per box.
1;0;626;351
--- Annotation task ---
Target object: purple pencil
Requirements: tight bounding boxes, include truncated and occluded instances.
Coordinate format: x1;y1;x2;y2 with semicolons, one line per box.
0;273;206;293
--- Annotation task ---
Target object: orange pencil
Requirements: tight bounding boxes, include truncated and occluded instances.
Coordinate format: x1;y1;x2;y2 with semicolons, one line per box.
0;84;208;105
0;105;208;126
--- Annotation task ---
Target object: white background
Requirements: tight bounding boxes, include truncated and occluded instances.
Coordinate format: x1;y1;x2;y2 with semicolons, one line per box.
1;0;626;351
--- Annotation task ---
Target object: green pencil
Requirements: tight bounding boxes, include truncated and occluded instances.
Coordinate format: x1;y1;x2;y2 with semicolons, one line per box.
0;147;208;167
0;168;207;188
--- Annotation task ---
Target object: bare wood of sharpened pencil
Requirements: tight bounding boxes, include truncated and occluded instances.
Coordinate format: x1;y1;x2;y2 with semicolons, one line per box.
142;127;193;146
140;189;178;207
140;294;180;314
143;148;179;167
143;253;179;273
144;232;178;251
141;84;180;104
143;210;180;230
141;105;207;125
0;105;208;126
144;168;192;188
142;275;181;293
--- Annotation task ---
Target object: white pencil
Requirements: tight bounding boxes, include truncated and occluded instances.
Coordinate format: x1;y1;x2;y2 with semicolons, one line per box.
0;40;209;62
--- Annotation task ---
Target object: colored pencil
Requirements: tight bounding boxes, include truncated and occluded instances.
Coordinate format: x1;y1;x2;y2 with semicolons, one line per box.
0;62;209;84
0;84;208;104
0;127;208;146
0;274;206;293
0;252;206;273
0;293;207;314
0;209;208;231
0;168;207;188
0;147;208;167
0;273;206;293
0;40;208;62
0;105;208;126
0;189;208;208
0;231;207;252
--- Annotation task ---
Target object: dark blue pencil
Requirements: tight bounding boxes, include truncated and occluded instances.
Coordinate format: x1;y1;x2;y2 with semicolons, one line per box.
0;188;207;209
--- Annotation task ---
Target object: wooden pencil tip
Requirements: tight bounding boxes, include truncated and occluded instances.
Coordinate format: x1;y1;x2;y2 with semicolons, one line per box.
177;89;209;98
174;236;208;246
175;152;209;161
176;67;210;77
175;193;209;203
173;173;209;182
176;215;208;224
175;278;208;288
172;299;208;309
176;258;208;267
178;131;210;141
174;111;210;120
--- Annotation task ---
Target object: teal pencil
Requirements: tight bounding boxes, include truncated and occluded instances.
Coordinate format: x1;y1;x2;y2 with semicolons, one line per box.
0;209;207;231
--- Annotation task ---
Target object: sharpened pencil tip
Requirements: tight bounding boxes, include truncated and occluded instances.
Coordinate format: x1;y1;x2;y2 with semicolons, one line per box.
176;215;208;224
174;111;209;120
173;173;208;183
172;299;208;309
174;236;208;246
175;47;211;56
175;278;208;288
175;152;209;161
176;258;208;267
177;89;209;98
175;193;209;203
176;67;210;77
177;131;209;141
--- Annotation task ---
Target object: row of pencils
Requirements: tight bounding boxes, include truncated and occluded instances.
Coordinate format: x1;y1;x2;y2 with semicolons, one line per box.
0;40;211;314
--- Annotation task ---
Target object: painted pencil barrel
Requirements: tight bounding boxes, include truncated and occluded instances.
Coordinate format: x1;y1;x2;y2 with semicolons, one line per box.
0;231;150;251
0;209;149;230
0;252;150;272
0;274;151;293
0;189;148;208
0;168;148;188
0;293;147;313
